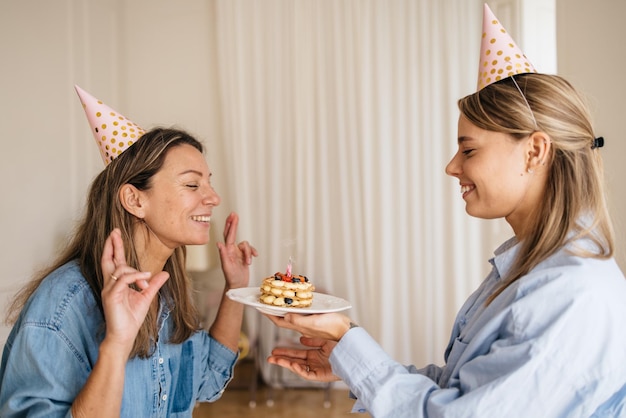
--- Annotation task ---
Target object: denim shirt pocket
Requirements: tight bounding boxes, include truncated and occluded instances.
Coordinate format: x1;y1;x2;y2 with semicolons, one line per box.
170;340;194;413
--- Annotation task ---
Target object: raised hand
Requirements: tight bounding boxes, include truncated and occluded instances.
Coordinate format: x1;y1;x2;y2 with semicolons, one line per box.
100;228;170;357
216;212;258;289
268;336;340;382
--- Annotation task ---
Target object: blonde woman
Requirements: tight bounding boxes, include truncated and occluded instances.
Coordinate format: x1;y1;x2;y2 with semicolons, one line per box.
263;6;626;417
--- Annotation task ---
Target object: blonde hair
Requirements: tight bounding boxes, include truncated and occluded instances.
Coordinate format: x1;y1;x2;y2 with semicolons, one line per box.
458;73;614;302
7;128;203;358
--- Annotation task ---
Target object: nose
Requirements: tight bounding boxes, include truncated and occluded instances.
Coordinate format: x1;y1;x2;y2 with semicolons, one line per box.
203;185;221;206
445;150;462;178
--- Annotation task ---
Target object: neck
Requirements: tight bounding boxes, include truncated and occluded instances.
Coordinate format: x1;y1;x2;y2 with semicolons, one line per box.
133;221;173;276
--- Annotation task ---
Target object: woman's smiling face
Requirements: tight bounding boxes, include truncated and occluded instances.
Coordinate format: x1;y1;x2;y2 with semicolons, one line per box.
139;143;221;250
445;115;539;231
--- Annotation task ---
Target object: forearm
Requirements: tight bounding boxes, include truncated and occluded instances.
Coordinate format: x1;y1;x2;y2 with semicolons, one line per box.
209;290;245;353
71;340;128;418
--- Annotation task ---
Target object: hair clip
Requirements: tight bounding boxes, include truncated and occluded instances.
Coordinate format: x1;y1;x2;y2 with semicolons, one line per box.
591;137;604;149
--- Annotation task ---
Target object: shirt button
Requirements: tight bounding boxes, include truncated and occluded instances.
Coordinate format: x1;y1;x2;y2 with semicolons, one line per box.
162;394;167;401
158;358;164;364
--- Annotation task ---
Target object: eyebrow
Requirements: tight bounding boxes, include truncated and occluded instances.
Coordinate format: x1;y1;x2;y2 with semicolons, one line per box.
179;169;212;178
457;136;474;144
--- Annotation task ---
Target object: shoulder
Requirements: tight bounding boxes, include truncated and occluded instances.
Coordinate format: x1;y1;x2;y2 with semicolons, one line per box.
4;261;104;370
519;248;626;298
506;249;626;330
18;261;101;331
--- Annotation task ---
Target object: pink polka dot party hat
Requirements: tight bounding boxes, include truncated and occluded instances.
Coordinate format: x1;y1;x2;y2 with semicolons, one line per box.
477;3;536;91
75;85;145;165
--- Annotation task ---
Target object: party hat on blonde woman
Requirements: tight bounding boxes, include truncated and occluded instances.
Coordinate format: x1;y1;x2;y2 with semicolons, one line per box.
477;4;536;90
75;85;145;165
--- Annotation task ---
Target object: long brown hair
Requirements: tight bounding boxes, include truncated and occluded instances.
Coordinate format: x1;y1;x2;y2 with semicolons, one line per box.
458;73;614;303
6;128;204;358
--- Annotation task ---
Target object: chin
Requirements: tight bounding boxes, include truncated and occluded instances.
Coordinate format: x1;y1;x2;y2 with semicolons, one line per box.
465;209;502;221
183;234;211;246
194;237;211;245
465;206;494;220
464;205;478;217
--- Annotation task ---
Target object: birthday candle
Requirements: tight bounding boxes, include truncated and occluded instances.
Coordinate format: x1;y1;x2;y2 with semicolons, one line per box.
286;256;293;277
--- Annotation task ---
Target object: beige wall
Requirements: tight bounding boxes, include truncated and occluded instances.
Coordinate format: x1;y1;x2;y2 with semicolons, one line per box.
0;0;227;345
557;0;626;270
1;0;624;348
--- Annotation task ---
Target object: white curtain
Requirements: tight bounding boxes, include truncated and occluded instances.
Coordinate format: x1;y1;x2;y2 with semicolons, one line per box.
210;0;507;383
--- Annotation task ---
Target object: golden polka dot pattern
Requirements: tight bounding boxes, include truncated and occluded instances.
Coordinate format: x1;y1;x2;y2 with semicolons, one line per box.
74;85;145;166
477;5;536;91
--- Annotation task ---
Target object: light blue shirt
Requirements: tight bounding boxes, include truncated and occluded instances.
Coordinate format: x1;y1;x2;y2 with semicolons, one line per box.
0;261;238;418
331;237;626;417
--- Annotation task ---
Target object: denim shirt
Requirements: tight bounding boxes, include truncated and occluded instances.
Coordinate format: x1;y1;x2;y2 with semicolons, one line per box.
0;260;238;418
331;237;626;417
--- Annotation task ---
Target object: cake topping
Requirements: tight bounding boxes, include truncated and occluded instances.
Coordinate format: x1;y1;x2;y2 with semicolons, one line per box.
273;271;308;283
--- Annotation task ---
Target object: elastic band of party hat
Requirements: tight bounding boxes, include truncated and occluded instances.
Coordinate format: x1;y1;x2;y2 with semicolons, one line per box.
75;85;145;165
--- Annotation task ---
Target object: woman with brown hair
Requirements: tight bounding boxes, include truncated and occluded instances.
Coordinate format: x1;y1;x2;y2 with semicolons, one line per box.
0;87;257;417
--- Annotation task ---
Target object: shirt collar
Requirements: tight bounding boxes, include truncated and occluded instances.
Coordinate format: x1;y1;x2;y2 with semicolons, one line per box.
489;236;520;281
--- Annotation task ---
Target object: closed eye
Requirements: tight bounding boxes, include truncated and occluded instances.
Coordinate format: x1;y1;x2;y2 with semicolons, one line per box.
462;149;475;156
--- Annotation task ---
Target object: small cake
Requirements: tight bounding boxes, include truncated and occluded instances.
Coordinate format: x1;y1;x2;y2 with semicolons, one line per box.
259;272;315;308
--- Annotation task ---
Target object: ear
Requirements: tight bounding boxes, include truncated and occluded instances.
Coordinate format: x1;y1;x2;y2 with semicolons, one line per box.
119;184;146;219
526;131;552;171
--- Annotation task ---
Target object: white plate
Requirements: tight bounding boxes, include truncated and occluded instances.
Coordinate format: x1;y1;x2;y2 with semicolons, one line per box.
226;287;352;317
